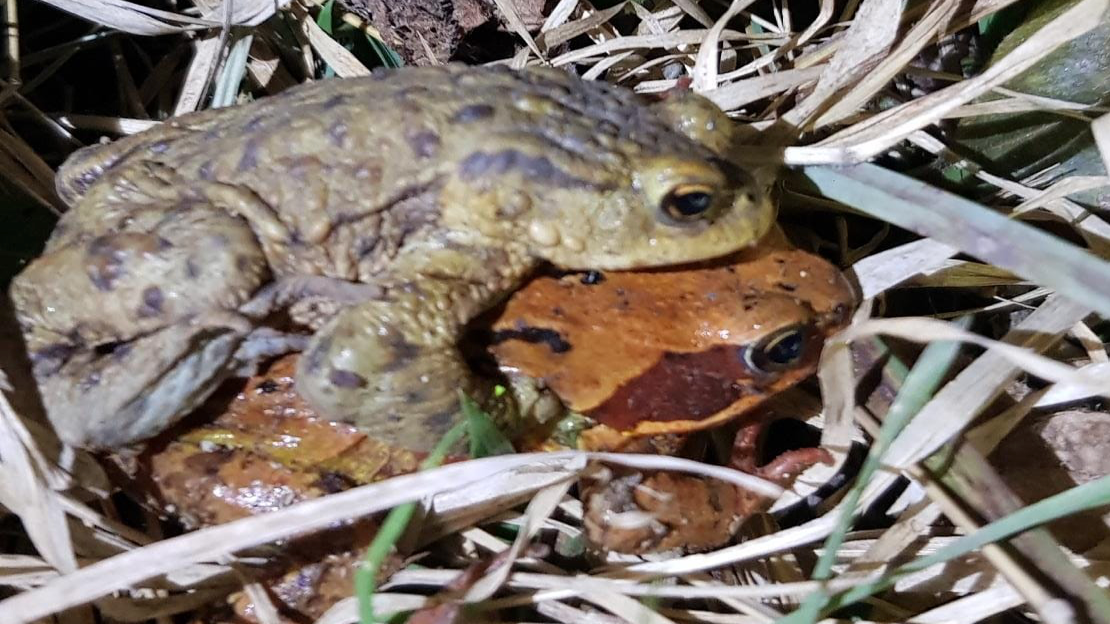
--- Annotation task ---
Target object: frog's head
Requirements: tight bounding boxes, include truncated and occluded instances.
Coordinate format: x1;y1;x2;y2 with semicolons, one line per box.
524;154;777;271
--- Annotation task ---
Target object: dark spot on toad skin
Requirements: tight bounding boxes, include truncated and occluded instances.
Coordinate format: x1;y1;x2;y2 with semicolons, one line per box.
776;282;798;292
386;412;403;423
423;410;457;433
490;325;571;354
85;235;130;291
185;258;201;279
110;342;133;361
244;115;266;132
323;92;351;109
137;286;165;318
380;332;421;372
237;138;261;171
328;368;368;389
458;150;609;189
30;343;79;376
257;379;281;394
329;120;348;147
406;130;440;159
355;236;380;259
451;104;495;123
235;255;255;271
198;160;215;181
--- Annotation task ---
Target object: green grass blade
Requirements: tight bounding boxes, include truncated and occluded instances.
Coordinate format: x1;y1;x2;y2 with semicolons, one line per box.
357;420;468;624
779;326;966;624
824;473;1110;612
798;164;1110;317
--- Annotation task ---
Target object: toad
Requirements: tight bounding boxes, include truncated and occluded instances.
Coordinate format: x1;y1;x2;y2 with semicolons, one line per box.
9;64;775;452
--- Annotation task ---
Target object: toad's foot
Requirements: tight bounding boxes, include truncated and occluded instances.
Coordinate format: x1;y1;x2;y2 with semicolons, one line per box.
36;318;306;450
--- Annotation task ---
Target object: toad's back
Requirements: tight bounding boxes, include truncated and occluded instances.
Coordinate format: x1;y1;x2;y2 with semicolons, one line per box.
55;65;726;265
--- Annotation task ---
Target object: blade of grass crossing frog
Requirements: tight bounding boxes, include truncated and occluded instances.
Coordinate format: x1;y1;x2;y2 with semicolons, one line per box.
822;473;1110;615
779;320;968;624
210;34;252;109
358;420;468;624
460;390;516;458
799;164;1110;317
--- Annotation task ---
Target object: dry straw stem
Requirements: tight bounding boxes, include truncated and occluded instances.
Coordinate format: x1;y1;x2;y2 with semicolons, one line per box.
786;0;1110;163
35;0;283;35
0;452;780;624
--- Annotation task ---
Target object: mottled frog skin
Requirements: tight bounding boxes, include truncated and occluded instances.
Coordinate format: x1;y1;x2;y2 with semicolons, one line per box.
10;64;775;452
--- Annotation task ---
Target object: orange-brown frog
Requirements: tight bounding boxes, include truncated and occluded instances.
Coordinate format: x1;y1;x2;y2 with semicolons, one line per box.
488;232;856;552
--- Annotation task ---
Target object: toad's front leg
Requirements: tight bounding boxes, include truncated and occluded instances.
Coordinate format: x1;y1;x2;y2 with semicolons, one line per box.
295;244;532;453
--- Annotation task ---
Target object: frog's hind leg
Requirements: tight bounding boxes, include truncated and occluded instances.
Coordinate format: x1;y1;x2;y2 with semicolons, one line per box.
10;203;274;450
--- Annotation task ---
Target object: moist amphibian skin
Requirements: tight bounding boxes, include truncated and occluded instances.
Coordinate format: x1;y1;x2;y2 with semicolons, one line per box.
10;64;776;452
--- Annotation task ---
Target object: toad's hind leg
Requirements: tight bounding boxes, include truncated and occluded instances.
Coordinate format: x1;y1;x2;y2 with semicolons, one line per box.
295;296;487;454
11;196;274;449
294;243;532;453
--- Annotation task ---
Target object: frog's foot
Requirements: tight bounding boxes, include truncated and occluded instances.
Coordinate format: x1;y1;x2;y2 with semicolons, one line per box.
294;303;485;454
728;415;833;487
36;321;248;450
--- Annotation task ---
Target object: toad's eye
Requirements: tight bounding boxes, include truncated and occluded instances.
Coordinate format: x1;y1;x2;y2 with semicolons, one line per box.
745;325;810;373
661;184;715;222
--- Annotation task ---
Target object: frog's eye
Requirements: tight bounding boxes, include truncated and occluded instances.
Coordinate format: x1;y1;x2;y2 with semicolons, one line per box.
661;184;716;222
745;325;810;373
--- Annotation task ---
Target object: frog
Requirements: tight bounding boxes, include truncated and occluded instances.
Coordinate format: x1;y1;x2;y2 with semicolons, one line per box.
486;231;856;552
8;63;776;452
487;228;856;451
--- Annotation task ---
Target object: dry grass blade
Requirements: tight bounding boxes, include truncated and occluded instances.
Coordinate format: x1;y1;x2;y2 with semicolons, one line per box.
812;0;961;128
692;0;756;91
836;301;1092;606
802;164;1110;316
848;238;958;298
705;66;822;110
782;0;903;129
0;397;75;575
1093;111;1110;173
790;0;1110;163
35;0;207;35
295;5;370;76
